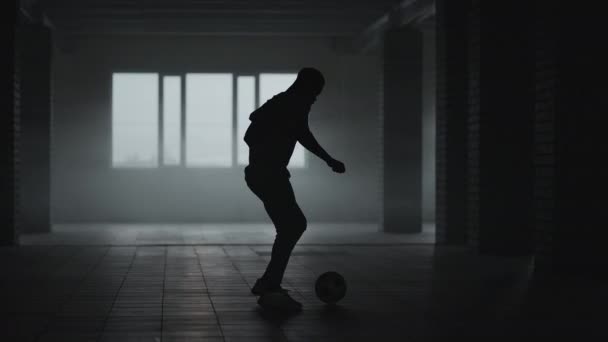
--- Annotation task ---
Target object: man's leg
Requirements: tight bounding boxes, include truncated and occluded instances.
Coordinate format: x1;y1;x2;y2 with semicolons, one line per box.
246;175;306;311
248;176;306;291
261;197;307;290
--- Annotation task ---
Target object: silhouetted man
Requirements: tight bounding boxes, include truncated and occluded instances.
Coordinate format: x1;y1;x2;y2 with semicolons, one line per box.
244;67;345;312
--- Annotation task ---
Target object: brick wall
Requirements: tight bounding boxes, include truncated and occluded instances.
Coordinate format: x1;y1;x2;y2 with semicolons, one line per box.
378;45;385;231
438;0;535;255
18;23;52;234
437;0;606;272
477;1;535;255
466;0;480;248
533;2;608;276
532;1;558;270
434;1;446;241
435;0;470;244
13;11;22;243
1;1;19;246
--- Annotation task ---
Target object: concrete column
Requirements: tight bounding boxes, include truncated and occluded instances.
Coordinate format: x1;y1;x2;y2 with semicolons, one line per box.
1;0;19;245
382;27;422;233
18;23;52;234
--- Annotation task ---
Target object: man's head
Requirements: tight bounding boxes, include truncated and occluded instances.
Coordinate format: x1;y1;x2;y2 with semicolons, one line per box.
291;67;325;97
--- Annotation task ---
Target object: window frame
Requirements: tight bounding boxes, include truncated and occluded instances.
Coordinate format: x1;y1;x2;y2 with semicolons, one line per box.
235;73;258;167
159;73;185;168
110;70;307;170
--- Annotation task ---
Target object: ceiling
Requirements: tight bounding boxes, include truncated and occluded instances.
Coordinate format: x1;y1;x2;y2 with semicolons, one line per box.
36;0;407;36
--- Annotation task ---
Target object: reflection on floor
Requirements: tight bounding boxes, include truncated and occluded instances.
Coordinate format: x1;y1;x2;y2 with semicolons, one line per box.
1;243;605;341
20;223;436;245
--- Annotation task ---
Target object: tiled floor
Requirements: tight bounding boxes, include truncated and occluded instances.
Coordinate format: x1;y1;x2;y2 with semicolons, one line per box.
2;229;606;341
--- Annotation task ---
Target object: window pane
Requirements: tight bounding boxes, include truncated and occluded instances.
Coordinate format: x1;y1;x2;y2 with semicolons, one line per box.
237;76;255;165
186;73;233;167
163;76;181;165
259;73;305;168
112;73;158;168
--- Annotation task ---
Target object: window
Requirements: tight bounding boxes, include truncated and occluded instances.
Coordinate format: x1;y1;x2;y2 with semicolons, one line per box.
112;72;306;168
186;73;233;167
112;73;159;168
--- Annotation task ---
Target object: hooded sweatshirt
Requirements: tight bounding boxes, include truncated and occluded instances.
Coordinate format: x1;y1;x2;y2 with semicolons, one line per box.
244;89;313;177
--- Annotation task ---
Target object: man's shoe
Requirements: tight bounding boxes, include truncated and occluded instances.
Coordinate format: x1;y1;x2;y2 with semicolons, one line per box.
251;278;286;296
257;290;303;313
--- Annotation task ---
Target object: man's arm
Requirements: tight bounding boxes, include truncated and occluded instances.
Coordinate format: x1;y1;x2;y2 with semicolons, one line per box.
297;124;345;173
297;126;331;163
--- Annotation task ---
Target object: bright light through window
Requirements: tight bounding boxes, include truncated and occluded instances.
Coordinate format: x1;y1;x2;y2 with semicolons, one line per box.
186;73;233;167
111;72;306;169
259;73;306;168
163;76;181;166
112;73;159;168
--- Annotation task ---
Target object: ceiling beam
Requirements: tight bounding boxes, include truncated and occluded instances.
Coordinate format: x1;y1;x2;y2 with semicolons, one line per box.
343;0;435;53
19;0;44;21
48;22;366;37
18;1;76;54
36;0;407;38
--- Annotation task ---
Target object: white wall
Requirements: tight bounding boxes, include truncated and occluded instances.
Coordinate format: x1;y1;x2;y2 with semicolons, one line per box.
51;35;382;223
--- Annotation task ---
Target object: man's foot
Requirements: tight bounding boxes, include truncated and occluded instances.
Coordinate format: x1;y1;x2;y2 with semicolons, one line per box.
257;290;303;313
251;278;286;296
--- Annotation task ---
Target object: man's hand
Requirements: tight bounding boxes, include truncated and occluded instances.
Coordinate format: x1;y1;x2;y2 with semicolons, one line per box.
327;158;346;173
297;126;345;173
